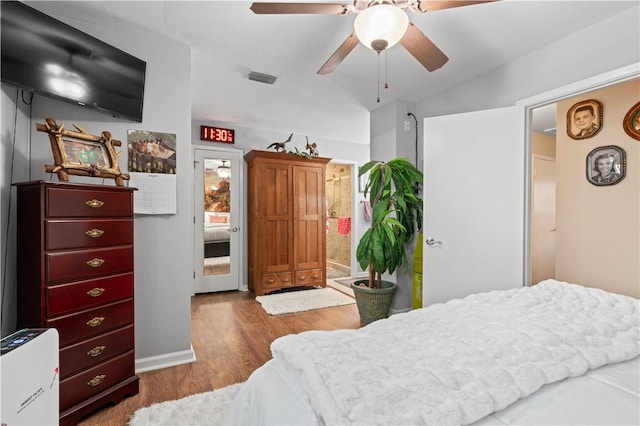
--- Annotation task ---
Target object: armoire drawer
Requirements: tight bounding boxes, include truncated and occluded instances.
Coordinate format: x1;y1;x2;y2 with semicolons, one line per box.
60;350;135;412
46;246;133;284
47;299;133;347
46;219;133;250
47;273;134;316
59;325;134;379
295;269;323;285
261;272;293;290
47;187;132;218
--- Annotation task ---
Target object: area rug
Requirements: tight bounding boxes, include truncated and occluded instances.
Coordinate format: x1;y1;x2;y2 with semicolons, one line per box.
128;382;242;425
204;256;230;275
255;287;355;315
332;276;367;288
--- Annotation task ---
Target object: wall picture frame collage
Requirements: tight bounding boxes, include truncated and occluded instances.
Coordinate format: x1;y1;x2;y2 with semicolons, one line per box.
567;99;638;187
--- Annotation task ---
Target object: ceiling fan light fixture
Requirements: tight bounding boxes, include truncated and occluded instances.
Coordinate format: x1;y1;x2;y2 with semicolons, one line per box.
354;3;409;51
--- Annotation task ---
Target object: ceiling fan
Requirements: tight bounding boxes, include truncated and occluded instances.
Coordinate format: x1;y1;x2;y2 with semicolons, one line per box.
250;0;497;75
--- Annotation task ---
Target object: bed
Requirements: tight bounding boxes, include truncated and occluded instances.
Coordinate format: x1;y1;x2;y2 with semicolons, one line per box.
204;212;230;258
223;280;639;425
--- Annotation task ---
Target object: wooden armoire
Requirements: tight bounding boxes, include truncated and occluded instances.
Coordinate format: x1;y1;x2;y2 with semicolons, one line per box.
245;150;330;296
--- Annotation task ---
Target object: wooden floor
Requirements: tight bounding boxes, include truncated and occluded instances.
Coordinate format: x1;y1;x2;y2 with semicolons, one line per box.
79;288;361;425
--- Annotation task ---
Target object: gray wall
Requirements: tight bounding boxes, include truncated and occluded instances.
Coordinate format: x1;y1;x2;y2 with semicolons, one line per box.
0;10;193;364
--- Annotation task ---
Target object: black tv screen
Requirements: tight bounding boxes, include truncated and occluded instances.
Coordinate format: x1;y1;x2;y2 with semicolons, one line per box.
1;1;146;122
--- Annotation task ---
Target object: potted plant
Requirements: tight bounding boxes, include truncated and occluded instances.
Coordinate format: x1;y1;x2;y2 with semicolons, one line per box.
353;158;423;324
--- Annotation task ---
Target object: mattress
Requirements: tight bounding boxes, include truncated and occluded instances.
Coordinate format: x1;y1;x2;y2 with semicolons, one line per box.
204;224;229;243
224;356;640;425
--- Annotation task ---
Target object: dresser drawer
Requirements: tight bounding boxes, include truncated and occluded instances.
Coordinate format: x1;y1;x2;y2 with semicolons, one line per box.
59;325;134;379
47;187;132;218
47;299;133;347
46;246;133;284
295;269;324;285
261;272;293;290
46;219;133;250
60;350;135;412
47;273;134;316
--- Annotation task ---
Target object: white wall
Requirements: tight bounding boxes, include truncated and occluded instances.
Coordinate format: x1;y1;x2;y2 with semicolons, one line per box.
416;6;639;119
0;9;193;367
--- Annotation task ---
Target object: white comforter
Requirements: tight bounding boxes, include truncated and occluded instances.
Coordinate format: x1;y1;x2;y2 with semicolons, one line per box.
270;280;639;425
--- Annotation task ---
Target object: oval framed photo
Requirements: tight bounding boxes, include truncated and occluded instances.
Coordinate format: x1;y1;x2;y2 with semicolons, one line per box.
622;101;640;141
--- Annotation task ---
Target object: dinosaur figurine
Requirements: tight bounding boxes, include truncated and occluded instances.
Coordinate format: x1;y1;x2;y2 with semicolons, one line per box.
305;137;319;157
266;132;293;152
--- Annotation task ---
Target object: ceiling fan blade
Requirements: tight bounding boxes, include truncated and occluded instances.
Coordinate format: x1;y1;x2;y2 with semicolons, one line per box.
416;1;497;13
250;2;350;14
400;23;449;72
317;33;359;75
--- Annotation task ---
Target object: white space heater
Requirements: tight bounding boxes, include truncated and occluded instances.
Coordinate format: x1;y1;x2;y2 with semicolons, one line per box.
1;328;59;425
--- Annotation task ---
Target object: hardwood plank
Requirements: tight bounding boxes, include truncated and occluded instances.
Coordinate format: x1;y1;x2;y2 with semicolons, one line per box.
78;290;360;425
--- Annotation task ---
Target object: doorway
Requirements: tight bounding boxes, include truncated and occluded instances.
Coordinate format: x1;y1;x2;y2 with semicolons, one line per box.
325;162;353;280
530;154;556;285
193;147;243;293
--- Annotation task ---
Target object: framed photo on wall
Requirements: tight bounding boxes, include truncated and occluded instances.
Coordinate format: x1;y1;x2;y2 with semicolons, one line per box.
567;99;603;140
586;145;626;186
622;101;640;141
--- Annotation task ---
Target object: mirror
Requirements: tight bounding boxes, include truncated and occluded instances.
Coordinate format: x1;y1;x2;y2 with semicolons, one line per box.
203;158;231;276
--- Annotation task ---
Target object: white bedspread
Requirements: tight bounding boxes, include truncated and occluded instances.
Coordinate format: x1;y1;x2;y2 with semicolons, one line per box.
270;280;639;425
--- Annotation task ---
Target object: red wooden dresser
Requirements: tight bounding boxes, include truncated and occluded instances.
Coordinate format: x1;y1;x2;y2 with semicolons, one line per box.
14;181;139;425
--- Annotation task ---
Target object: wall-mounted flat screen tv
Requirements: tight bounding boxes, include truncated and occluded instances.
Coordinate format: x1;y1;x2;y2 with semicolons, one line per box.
1;1;146;122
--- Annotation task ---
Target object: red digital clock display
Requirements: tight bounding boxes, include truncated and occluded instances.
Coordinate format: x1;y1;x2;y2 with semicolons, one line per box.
200;125;235;143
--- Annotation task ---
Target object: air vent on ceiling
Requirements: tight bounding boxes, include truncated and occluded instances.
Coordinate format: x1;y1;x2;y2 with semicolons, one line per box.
248;71;277;85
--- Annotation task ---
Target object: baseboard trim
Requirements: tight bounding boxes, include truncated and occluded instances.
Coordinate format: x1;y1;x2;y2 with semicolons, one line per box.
135;345;197;373
390;306;412;315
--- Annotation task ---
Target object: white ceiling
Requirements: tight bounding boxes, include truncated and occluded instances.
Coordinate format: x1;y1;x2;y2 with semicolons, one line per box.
29;1;637;142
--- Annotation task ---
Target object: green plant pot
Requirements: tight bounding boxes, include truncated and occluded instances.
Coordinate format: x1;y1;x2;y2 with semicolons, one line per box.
351;280;397;324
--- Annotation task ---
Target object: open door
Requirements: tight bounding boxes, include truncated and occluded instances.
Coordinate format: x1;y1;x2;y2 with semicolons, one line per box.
193;148;242;293
422;106;525;306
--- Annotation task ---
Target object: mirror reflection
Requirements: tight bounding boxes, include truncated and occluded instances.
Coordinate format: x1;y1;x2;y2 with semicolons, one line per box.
203;158;231;276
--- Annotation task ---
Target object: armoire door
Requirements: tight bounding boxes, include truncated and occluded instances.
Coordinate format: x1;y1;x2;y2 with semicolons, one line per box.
260;161;294;274
293;165;325;271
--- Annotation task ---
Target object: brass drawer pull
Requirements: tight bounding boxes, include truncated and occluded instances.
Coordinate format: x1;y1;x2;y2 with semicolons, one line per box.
87;346;106;357
267;279;274;284
86;199;104;208
85;229;104;238
299;275;306;280
87;375;106;387
86;258;105;268
86;317;105;327
86;287;105;297
282;277;289;282
311;274;319;279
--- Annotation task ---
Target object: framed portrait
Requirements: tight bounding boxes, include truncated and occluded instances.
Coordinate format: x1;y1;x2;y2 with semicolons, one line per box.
567;99;603;140
586;145;626;186
622;101;640;141
36;117;129;186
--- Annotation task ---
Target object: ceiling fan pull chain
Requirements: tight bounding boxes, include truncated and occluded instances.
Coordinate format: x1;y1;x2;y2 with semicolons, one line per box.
377;51;381;103
385;49;389;89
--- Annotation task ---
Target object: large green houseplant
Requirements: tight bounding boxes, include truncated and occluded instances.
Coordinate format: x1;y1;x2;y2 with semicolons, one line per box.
353;158;423;323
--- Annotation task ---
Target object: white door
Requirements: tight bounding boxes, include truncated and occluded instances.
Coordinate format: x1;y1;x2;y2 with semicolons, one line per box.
422;106;525;306
531;155;556;285
193;148;242;293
